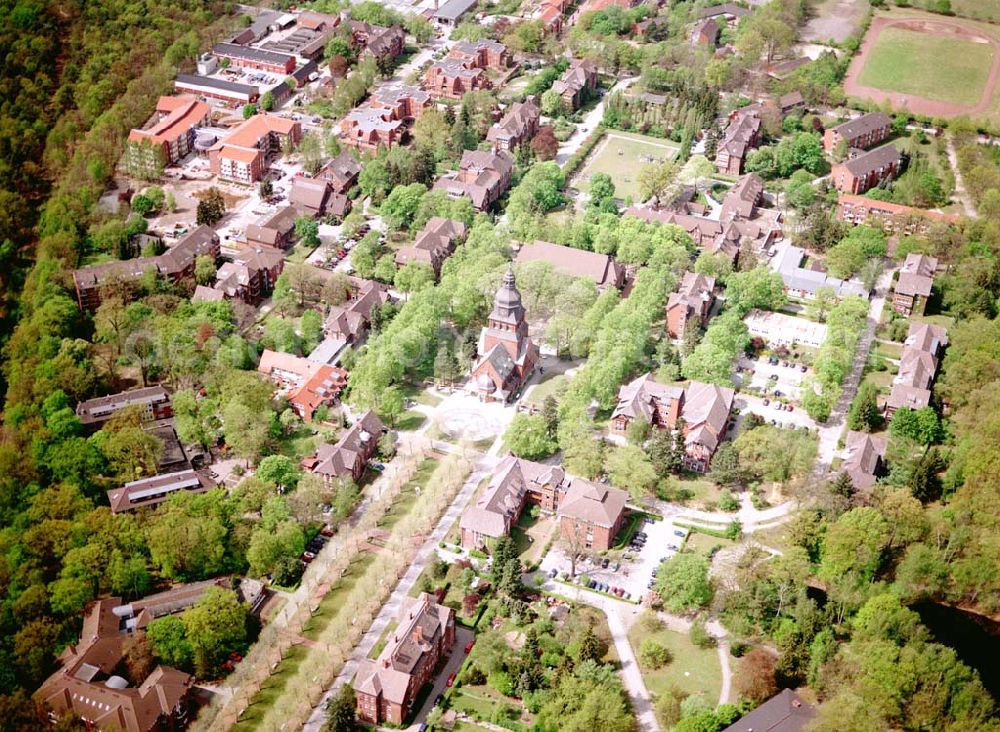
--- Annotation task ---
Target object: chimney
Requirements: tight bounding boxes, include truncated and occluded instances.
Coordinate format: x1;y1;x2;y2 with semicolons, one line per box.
382;659;390;669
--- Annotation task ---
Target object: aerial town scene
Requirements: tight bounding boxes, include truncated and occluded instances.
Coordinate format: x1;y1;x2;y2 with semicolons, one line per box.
1;0;1000;731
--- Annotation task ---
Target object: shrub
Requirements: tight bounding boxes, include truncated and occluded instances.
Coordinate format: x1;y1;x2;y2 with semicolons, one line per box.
639;639;672;669
488;670;514;696
730;641;749;657
690;618;716;649
718;490;740;512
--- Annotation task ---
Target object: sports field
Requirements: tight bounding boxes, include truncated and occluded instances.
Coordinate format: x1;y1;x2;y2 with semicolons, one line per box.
950;0;1000;22
856;26;993;107
572;131;680;201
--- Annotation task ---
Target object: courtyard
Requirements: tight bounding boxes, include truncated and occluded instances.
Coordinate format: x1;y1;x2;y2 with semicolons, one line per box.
571;131;681;201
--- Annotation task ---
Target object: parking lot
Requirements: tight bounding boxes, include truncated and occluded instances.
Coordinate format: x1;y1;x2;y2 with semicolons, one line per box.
538;514;689;601
734;354;809;402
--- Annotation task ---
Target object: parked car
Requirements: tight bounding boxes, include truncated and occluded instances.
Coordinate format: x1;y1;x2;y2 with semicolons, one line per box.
769;374;779;381
610;561;620;572
464;640;475;654
787;405;794;412
548;568;558;578
446;673;456;687
673;529;687;538
763;398;770;406
435;694;444;707
371;463;386;472
800;364;808;372
601;558;610;569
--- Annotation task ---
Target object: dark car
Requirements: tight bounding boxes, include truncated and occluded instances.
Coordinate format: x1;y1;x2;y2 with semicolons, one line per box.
601;558;610;569
800;364;808;372
435;694;444;707
548;567;558;578
763;398;770;406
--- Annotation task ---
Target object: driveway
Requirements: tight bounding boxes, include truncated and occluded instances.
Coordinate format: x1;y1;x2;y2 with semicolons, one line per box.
407;626;476;728
733;393;816;432
735;355;808;402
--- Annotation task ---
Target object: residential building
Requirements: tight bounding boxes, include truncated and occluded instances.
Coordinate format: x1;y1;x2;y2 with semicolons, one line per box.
246;205;299;249
831;144;902;194
551;59;598;111
823;111;892;153
610;375;735;472
433;150;513;211
290;177;351;219
395;217;468;276
209;113;302;184
885;322;948;418
340;85;431;150
720;172;764;221
318;151;363;193
72;226;220;311
424;58;489;99
692;17;720;47
836;193;961;234
33;580;239;731
744;309;828;348
559;479;628;552
212;245;285;304
127;96;211;167
771;243;869;299
892;253;938;316
697;3;750;22
721;689;815;732
324;279;390;342
349;22;406;62
459;456;627;552
174;74;260;108
287;364;348;421
534;0;568;34
486;101;541;151
433;0;478;27
515;240;625;291
469;266;539;402
107;469;215;514
716;106;762;175
76;386;172;427
212;42;297;74
354;593;455;725
302;410;386;483
842;430;887;491
296;10;341;31
449;39;511;70
666;271;716;338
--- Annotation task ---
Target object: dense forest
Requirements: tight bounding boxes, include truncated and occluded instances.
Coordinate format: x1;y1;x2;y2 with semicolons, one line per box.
0;0;236;717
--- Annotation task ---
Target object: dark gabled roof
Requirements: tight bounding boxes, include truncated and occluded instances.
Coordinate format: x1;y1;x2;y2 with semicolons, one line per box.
841;144;901;177
722;689;815;732
830;112;892;141
434;0;478;21
697;3;750;19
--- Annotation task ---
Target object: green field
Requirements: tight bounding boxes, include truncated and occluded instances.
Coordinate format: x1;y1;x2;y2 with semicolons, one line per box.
857;27;993;107
945;0;1000;22
573;131;680;201
627;621;721;714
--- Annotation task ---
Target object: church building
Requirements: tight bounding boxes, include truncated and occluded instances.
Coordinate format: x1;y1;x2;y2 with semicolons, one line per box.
469;266;538;402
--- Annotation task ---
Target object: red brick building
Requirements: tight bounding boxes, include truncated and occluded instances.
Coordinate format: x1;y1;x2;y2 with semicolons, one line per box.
433;150;513;211
468;266;538;402
302;410;386;483
831;144;902;194
355;593;455;725
836;193;960;234
209;113;302;184
666;271;716;338
823;112;892;153
213;43;296;74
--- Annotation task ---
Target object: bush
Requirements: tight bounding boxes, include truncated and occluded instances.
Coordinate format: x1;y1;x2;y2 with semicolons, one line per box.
730;641;749;657
461;663;486;685
718;490;740;512
488;670;515;696
690;618;716;649
639;639;672;669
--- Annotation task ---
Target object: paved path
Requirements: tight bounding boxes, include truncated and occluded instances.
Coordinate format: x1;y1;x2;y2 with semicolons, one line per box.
539;580;662;732
716;639;732;706
555;76;639;165
814;269;892;475
675;494;797;533
303;456;497;732
947;137;977;217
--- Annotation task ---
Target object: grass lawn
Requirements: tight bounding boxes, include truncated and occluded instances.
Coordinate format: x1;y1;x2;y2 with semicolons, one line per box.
525;373;569;407
233;644;310;730
628;622;721;712
511;512;556;565
401;383;443;407
396;409;426;431
686;532;737;558
874;340;903;359
951;0;1000;21
285;242;318;264
678;475;722;510
864;369;894;392
750;524;794;553
367;618;399;659
857;26;993;107
572;131;680;201
301;555;369;641
912;312;955;329
450;685;531;729
377;458;438;533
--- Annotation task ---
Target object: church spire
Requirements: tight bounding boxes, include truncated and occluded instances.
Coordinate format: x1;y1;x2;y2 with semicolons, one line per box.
490;262;525;323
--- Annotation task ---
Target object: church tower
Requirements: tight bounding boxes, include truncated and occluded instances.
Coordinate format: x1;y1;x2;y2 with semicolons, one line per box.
469;265;538;402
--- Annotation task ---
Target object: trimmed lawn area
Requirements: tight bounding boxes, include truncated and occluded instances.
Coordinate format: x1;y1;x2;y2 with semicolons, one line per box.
284;242;318;264
751;524;794;553
377;458;439;532
678;475;722;510
952;0;1000;21
301;555;369;641
864;369;894;392
525;373;569;408
511;512;556;566
233;644;310;730
912;312;956;329
572;131;680;201
628;622;721;711
450;685;531;729
857;26;993;107
686;532;737;558
396;409;426;431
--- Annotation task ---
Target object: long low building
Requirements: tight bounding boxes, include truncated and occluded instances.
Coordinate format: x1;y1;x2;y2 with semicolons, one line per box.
836;194;961;234
174;74;260;107
744;309;828;348
107;469;215;514
515;239;625;291
771;243;868;300
76;386;172;426
212;42;296;74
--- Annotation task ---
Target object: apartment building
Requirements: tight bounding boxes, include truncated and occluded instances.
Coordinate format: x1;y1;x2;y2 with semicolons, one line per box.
395;217;468;276
76;386;172;427
212;42;297;74
486;100;541;151
666;271;716;338
551;58;598;110
515;239;625;291
127;96;211;167
433;150;513;211
831;144;902;195
209;113;302;184
892;253;938;316
836;193;960;234
823;112;892;153
302;410;387;483
107;469;215;514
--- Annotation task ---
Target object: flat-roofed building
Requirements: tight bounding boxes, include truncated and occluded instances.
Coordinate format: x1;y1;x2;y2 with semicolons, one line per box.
212;42;297;74
107;470;215;514
76;386;172;427
174;74;260;107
